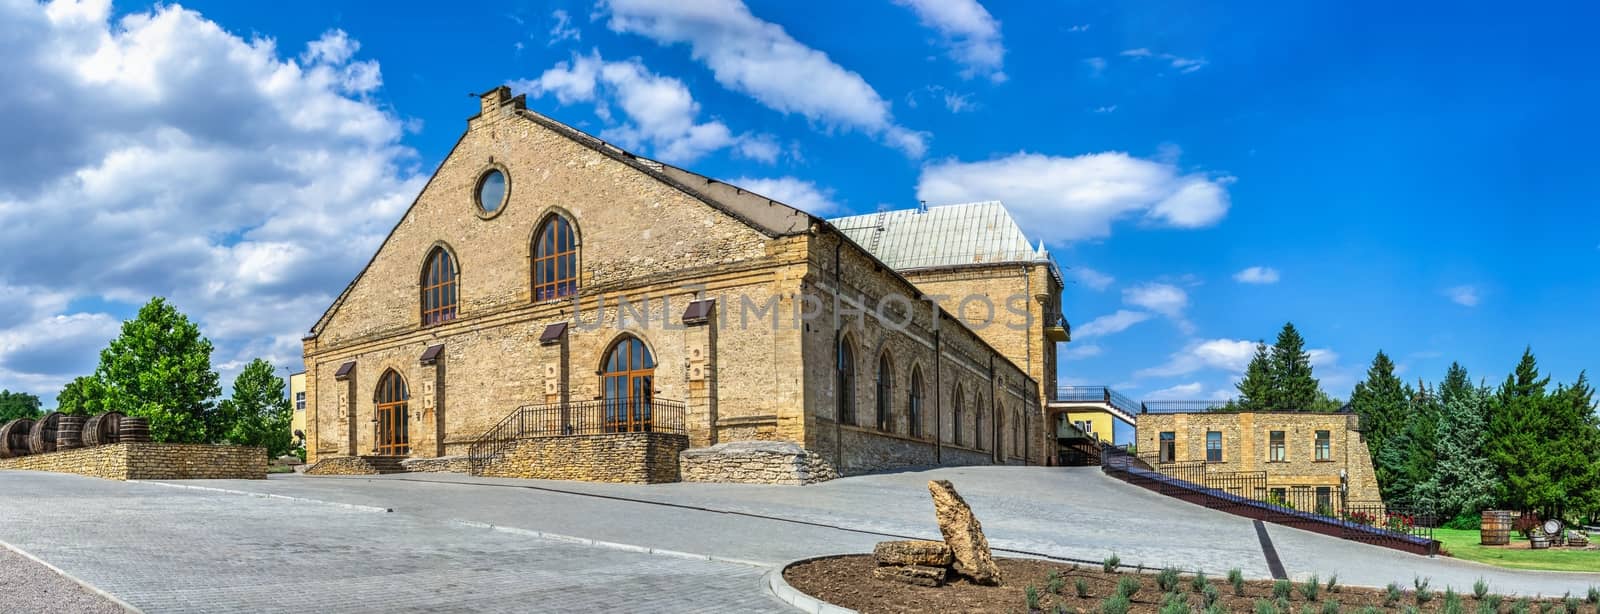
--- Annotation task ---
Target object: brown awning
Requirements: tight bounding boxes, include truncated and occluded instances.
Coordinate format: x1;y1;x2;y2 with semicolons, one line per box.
682;299;715;325
419;344;445;365
539;322;568;345
334;361;356;380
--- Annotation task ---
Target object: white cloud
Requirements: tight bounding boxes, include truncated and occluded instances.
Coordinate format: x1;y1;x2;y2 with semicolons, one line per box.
1137;339;1258;378
729;177;841;215
1121;48;1208;73
600;0;927;157
518;51;777;164
916;152;1233;243
1075;310;1151;339
1069;266;1115;291
1446;285;1481;307
1083;57;1106;76
1067;24;1090;33
548;9;581;45
0;3;426;400
1233;266;1280;284
1308;348;1339;369
1061;343;1102;360
1093;105;1117;114
892;0;1006;82
1123;283;1187;318
1146;382;1204;400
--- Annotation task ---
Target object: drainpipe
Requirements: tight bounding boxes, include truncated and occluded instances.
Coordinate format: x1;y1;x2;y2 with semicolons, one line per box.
989;354;999;464
832;233;844;472
934;330;943;464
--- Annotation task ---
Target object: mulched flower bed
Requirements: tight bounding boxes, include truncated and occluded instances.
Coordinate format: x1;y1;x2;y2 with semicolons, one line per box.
784;555;1585;613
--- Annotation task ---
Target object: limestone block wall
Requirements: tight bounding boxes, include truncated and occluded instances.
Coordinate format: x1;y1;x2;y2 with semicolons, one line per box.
304;456;382;476
478;433;687;483
1135;411;1382;504
402;456;470;473
679;441;839;485
0;443;265;480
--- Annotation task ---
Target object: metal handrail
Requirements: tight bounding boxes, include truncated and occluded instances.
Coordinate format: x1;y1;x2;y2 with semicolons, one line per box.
1053;386;1142;418
467;398;687;475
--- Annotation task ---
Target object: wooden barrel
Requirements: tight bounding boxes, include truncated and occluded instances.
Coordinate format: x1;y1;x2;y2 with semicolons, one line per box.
28;412;63;454
1481;510;1512;545
55;415;86;450
0;419;34;458
118;417;151;443
81;412;124;446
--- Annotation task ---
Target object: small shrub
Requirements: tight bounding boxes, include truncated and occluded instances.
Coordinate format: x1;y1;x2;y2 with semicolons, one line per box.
1477;602;1498;614
1300;575;1321;602
1103;554;1121;573
1326;574;1340;594
1273;579;1293;601
1026;585;1041;611
1254;599;1280;614
1442;587;1464;614
1045;571;1065;596
1160;592;1190;614
1192;571;1209;593
1539;601;1557;614
1320;600;1341;614
1385;582;1404;607
1564;593;1582;613
1474;578;1490;600
1157;567;1181;592
1416;576;1434;604
1229;568;1247;596
1483;594;1503;612
1101;595;1131;614
1075;577;1091;599
1589;587;1600;605
1116;576;1142;599
1205;604;1228;614
1299;604;1318;614
1277;597;1293;613
1202;583;1221;608
1510;597;1530;614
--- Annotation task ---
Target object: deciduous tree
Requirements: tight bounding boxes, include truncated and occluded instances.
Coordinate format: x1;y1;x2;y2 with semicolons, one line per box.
96;298;221;443
216;359;294;458
0;390;42;422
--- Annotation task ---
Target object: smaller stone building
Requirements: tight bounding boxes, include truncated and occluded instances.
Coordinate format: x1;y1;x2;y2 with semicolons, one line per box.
1134;410;1382;511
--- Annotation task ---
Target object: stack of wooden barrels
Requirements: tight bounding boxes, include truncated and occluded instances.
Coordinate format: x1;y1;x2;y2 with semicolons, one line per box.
0;411;142;458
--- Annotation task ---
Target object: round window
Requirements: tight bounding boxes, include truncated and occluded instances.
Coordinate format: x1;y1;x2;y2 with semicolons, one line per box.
476;168;507;214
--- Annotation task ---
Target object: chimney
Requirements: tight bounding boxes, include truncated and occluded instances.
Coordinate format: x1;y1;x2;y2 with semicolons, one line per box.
477;85;526;118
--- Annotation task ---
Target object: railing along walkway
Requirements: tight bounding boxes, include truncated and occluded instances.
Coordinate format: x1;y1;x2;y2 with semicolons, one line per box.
467;399;687;475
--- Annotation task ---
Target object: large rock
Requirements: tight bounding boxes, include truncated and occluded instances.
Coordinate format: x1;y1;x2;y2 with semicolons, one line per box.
927;479;1002;585
872;564;947;587
874;540;953;567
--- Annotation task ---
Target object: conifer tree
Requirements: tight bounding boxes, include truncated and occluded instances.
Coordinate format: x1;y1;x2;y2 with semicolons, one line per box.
1349;350;1412;501
1269;323;1320;410
1535;372;1599;518
1235;341;1275;410
1429;363;1497;524
1486;348;1550;513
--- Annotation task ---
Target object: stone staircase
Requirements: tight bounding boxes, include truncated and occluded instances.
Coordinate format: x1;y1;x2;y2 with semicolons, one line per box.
361;455;408;474
304;455;411;476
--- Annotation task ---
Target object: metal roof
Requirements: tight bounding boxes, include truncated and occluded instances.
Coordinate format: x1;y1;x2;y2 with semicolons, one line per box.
828;201;1051;271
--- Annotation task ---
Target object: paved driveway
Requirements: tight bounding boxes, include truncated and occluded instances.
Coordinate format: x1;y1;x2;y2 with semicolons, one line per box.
0;472;780;614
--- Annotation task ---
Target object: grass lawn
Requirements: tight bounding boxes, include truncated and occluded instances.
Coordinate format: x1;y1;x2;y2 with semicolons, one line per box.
1434;528;1600;573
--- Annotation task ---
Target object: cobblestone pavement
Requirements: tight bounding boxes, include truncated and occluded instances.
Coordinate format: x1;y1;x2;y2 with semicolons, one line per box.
0;471;783;614
170;466;1600;595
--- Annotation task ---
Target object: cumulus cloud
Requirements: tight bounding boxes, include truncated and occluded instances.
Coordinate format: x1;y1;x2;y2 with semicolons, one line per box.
1234;266;1280;284
1446;285;1481;307
729;176;841;215
892;0;1006;81
600;0;927;157
548;9;581;45
1145;382;1204;400
1075;310;1151;339
1123;283;1187;318
1136;339;1258;378
0;2;426;400
1061;343;1103;360
1069;266;1115;291
519;50;778;164
916;152;1233;243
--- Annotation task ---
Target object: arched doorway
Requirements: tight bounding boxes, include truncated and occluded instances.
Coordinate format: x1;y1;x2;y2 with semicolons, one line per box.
375;370;410;455
601;335;655;432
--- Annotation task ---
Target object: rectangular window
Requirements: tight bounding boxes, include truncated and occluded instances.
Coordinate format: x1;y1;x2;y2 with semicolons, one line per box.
1269;487;1287;505
294;392;306;412
1205;431;1223;462
1268;430;1285;462
1315;430;1331;461
1159;432;1175;463
1315;486;1333;515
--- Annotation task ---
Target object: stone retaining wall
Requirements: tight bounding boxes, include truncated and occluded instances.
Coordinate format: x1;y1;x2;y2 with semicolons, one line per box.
0;443;266;480
478;433;687;483
401;455;470;473
679;441;840;485
304;456;380;475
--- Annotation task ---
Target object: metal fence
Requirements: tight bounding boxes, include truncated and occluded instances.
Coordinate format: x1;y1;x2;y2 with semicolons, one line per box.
1053;386;1143;418
468;399;687;475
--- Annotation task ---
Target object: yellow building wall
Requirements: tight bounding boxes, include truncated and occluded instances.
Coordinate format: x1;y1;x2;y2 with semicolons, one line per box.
1064;408;1115;443
289;372;306;452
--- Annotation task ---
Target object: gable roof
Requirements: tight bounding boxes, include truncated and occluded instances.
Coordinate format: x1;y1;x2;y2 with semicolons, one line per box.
828;201;1054;272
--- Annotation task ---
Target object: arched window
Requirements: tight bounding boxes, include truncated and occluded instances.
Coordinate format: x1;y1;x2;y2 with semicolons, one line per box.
1014;409;1023;458
975;392;986;451
875;352;893;432
374;370;410;455
601;335;655;432
421;247;458;326
532;215;578;301
908;367;924;438
836;337;856;425
952;384;965;446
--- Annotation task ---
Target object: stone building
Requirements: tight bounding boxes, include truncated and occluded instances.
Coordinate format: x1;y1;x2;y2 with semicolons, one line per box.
1135;410;1383;510
300;86;1064;481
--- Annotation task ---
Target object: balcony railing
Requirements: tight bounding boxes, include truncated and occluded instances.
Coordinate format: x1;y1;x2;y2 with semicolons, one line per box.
1053;386;1142;418
467;398;687;475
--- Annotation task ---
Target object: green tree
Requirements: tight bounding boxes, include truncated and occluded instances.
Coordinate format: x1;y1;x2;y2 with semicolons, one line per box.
1269;323;1320;410
1429;363;1498;523
216;359;294;458
1536;372;1600;519
1349;350;1413;502
0;390;42;422
1486;348;1551;514
1391;381;1442;507
95;297;221;443
1235;341;1274;410
54;376;110;416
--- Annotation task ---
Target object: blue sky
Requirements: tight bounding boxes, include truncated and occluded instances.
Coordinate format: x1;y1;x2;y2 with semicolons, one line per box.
1;0;1595;409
